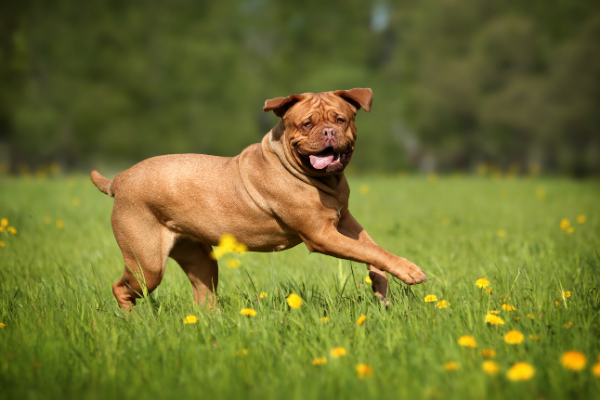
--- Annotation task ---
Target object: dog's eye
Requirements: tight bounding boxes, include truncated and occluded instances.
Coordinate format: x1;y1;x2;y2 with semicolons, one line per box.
302;121;311;128
336;117;346;124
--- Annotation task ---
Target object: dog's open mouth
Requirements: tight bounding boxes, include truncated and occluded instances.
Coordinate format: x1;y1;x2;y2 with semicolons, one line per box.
303;147;352;171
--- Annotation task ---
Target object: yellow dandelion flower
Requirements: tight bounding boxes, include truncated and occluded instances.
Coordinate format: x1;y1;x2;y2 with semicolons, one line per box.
497;229;506;237
514;316;521;321
7;227;16;234
476;278;490;288
567;227;574;234
555;301;560;307
490;310;500;315
235;349;248;357
0;322;5;328
184;315;198;324
259;292;267;298
286;293;302;309
232;240;248;254
444;362;460;371
312;357;327;366
211;233;248;259
560;351;587;371
424;294;438;303
527;314;535;319
592;362;600;378
56;220;64;228
320;317;329;323
436;300;451;309
562;291;571;298
458;335;477;348
226;258;241;269
0;227;3;232
0;242;4;247
576;215;586;224
71;198;80;206
211;247;228;260
507;362;535;381
486;286;493;294
359;185;370;195
240;308;257;317
43;216;52;224
481;349;496;358
560;218;570;230
485;313;505;325
504;330;524;344
356;363;373;379
528;335;541;340
482;361;500;375
0;218;7;227
222;234;247;253
563;321;573;329
330;347;347;358
501;304;516;312
365;276;372;284
357;315;367;326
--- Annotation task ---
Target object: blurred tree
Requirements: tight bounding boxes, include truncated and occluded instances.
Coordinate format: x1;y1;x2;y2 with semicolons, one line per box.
0;0;31;171
0;0;598;175
390;0;600;174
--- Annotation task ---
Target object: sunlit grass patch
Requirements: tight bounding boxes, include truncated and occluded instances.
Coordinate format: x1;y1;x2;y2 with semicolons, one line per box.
0;175;599;400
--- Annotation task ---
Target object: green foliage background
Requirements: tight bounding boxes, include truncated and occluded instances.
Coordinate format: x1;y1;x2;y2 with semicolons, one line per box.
0;0;599;174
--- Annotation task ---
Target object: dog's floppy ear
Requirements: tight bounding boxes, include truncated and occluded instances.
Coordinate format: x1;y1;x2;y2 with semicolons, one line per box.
263;94;305;118
333;88;373;113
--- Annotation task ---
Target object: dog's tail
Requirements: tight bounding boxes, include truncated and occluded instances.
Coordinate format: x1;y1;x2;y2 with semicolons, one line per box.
90;170;115;197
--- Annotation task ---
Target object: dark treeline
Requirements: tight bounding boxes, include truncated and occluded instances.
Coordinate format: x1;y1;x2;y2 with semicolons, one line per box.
0;0;599;175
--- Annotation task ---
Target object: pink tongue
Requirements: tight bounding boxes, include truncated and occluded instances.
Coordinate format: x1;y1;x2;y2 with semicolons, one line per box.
309;154;335;169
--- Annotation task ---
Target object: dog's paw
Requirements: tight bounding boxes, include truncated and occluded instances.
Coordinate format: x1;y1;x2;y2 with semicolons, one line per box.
392;258;427;285
374;292;391;307
369;270;390;306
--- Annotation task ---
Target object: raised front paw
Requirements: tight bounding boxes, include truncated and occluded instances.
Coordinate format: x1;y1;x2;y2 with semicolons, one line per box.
392;257;427;285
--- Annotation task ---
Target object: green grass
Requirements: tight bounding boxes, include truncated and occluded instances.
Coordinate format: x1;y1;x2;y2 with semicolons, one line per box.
1;174;599;400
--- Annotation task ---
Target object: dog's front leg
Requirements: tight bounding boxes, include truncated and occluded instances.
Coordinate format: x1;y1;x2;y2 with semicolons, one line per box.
337;211;391;303
300;214;427;288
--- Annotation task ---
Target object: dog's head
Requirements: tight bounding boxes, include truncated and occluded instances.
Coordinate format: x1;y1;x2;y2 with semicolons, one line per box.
263;88;372;175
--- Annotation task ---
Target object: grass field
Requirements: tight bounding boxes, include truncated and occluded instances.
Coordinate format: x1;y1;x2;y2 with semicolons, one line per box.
1;174;599;400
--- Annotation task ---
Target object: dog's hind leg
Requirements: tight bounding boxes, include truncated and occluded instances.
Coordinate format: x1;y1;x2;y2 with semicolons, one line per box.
169;238;219;309
110;206;175;309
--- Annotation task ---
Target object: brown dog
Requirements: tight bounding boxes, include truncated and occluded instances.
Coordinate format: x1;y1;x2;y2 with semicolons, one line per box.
90;88;426;309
